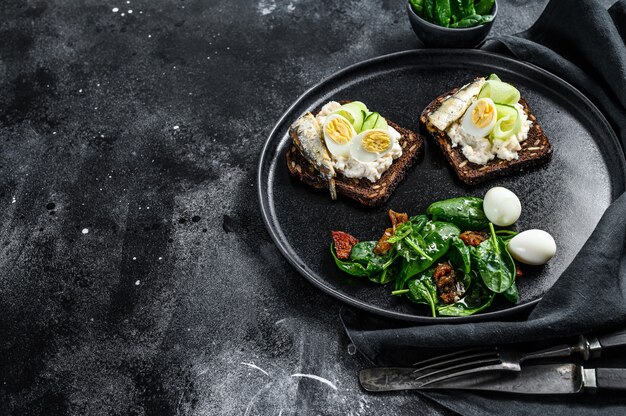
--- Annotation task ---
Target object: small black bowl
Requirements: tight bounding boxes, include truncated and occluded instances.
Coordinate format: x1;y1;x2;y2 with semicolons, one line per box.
406;2;497;48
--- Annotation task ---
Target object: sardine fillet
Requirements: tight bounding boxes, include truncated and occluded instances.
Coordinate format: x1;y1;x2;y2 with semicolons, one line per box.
426;78;485;131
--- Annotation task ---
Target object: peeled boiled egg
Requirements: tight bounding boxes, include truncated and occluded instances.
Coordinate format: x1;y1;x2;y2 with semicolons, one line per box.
461;97;497;138
349;129;394;163
483;187;521;226
323;114;357;158
508;230;557;265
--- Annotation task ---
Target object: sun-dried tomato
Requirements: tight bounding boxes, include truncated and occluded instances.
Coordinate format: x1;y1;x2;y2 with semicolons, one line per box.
331;231;359;260
388;209;408;232
459;231;489;247
373;228;394;255
433;262;463;304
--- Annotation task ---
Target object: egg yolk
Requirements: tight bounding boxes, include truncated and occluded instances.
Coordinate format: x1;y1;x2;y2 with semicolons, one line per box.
361;131;391;153
471;99;496;128
325;117;354;145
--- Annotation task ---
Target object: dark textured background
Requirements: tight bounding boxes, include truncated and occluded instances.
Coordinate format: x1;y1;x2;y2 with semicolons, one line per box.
0;0;614;415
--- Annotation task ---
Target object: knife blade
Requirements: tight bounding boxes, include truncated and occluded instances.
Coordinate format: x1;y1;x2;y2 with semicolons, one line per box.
360;364;626;394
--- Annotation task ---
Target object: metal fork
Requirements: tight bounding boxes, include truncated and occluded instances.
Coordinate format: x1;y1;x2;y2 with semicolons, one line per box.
361;333;613;389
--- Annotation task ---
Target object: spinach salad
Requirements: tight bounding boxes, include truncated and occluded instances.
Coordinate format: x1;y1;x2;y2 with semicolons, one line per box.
409;0;495;28
331;196;523;317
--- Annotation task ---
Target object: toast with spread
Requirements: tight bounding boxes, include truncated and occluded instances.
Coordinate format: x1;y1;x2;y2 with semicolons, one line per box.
287;101;424;206
420;74;552;185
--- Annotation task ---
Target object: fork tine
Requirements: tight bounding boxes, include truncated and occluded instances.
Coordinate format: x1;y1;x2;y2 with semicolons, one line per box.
418;362;511;388
413;347;495;368
412;350;499;375
413;356;501;382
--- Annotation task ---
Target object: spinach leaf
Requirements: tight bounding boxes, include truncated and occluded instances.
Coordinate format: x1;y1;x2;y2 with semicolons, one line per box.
435;0;452;27
409;0;425;16
450;14;493;27
437;282;495;316
388;215;429;245
424;0;436;22
427;197;489;230
407;269;439;317
398;221;460;285
450;0;463;20
474;0;495;15
459;0;475;16
496;229;518;243
350;242;384;265
331;242;394;280
473;224;516;293
331;248;370;277
503;281;519;303
448;236;472;275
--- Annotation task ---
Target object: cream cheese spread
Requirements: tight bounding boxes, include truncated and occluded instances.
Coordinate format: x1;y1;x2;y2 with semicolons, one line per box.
333;129;403;182
446;103;532;165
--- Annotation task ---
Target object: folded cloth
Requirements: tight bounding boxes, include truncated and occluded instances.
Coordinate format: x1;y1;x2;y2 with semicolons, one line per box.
343;0;626;414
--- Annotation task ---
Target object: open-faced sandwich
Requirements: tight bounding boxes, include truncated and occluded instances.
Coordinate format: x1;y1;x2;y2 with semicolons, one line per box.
287;101;424;206
420;74;552;184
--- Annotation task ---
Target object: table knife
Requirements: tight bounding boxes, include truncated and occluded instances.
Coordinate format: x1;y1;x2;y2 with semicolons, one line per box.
360;364;626;394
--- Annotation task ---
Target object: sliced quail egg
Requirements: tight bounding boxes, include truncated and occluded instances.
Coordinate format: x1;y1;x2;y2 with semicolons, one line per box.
483;187;521;226
461;97;497;138
508;230;556;265
349;129;394;163
323;113;357;158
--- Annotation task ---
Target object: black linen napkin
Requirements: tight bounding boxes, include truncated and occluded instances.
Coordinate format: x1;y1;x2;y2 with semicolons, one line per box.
343;0;626;414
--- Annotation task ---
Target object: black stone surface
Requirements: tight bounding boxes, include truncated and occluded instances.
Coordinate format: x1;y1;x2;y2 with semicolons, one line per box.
0;0;615;415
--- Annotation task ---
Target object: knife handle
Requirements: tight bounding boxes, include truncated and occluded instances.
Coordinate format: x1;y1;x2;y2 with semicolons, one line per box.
595;368;626;392
597;327;626;350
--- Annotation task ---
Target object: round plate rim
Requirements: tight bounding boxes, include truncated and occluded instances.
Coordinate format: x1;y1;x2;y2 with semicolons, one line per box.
257;49;624;323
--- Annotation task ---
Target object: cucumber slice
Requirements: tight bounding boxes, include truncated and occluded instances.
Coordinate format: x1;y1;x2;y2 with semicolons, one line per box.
494;103;517;121
361;112;388;131
478;80;520;105
490;106;522;141
333;102;369;132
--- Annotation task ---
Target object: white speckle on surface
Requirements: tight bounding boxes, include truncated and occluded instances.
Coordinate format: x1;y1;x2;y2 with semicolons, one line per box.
148;34;152;38
240;362;269;376
121;12;125;16
132;257;136;260
82;228;89;234
128;9;133;13
173;125;180;130
135;280;140;285
11;196;16;204
158;257;162;260
258;0;276;15
287;2;295;11
52;131;56;135
290;374;337;390
78;89;83;93
112;7;119;12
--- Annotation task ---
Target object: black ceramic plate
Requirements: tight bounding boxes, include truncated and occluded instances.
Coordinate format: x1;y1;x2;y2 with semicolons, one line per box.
258;50;626;322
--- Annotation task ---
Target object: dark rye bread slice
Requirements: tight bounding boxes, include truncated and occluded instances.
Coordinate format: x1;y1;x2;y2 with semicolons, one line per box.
286;120;423;207
420;85;552;185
